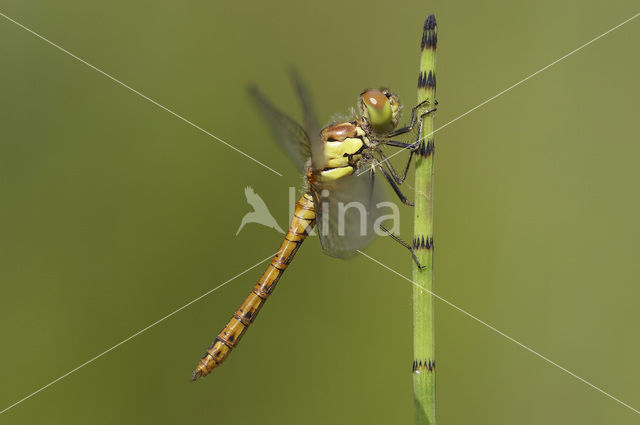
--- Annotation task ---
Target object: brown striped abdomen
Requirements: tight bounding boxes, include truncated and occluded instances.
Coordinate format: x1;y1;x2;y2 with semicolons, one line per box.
191;192;316;380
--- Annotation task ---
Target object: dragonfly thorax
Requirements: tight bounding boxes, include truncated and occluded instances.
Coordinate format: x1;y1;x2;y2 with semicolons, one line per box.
313;88;402;183
316;122;371;181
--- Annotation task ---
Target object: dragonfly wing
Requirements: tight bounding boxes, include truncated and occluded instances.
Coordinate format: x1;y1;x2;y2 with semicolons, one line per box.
248;85;310;172
312;168;386;258
289;69;325;172
289;69;319;144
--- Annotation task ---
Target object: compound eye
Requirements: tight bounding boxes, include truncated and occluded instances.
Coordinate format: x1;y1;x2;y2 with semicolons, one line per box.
361;89;392;130
362;89;388;110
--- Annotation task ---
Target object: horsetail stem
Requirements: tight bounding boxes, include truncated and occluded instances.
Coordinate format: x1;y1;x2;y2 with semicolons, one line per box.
413;13;437;425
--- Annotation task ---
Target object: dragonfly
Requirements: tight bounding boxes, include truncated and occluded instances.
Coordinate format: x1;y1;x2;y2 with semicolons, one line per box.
191;71;435;380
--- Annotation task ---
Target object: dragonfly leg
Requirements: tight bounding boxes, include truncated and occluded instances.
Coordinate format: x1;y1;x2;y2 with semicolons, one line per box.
373;159;414;206
376;139;417;149
376;106;435;151
387;99;436;137
372;104;435;183
367;163;377;205
379;225;425;269
377;149;414;184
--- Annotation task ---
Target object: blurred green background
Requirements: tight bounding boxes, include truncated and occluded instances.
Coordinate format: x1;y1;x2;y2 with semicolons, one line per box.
1;1;639;424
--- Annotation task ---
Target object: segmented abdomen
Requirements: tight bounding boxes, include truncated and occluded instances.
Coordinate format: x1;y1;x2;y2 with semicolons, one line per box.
191;192;316;380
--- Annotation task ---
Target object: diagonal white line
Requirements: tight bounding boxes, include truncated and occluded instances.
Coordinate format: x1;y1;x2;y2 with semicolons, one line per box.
0;252;276;416
1;6;637;418
432;12;640;137
360;11;640;176
0;11;283;177
357;250;640;416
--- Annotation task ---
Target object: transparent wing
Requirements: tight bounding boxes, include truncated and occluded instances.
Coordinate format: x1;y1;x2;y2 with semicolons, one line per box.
289;68;319;144
311;168;386;258
289;69;325;171
248;85;310;172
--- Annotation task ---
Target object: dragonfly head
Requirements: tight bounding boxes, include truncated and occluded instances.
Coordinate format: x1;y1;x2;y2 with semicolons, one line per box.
359;88;400;134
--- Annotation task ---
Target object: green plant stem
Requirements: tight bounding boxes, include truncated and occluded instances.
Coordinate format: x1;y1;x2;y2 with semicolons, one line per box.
413;14;437;425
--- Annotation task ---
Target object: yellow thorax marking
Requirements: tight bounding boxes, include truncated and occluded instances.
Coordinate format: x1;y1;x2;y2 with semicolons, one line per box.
320;166;354;181
324;138;363;160
325;156;350;168
318;124;369;181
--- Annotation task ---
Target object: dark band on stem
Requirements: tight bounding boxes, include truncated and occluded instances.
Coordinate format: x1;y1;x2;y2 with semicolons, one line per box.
421;15;437;50
417;70;436;90
412;359;435;373
412;235;434;250
415;138;434;158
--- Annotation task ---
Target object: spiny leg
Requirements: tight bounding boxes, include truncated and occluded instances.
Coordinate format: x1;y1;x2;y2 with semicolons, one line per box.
370;109;428;186
376;107;434;151
368;164;376;206
376;139;419;149
378;225;424;269
376;148;415;185
372;106;436;184
387;99;436;138
373;159;414;206
387;99;430;137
